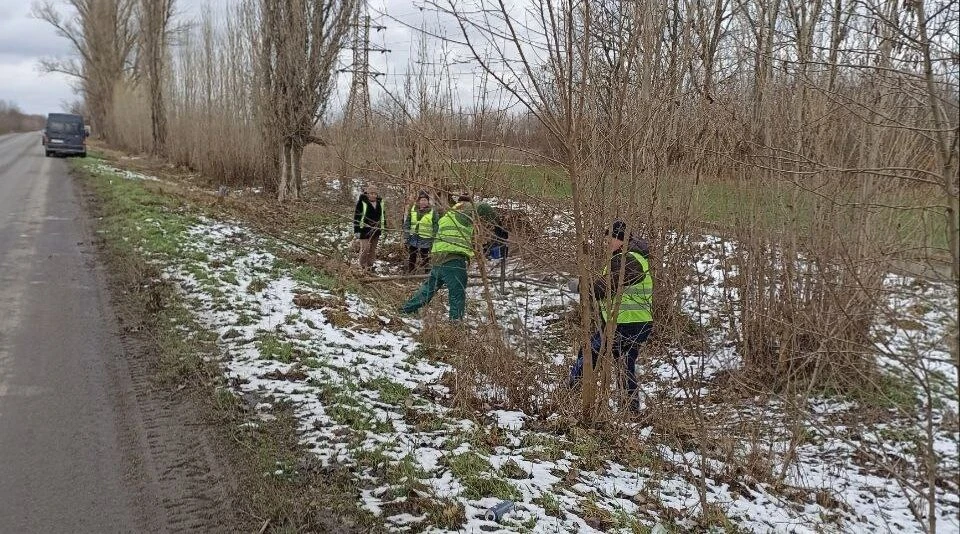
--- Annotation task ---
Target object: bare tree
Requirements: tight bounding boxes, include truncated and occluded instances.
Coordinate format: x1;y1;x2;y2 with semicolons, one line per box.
253;0;355;201
0;101;46;134
33;0;138;140
139;0;175;156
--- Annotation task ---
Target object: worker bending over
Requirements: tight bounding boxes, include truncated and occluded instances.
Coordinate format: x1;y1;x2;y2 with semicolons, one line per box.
401;192;496;321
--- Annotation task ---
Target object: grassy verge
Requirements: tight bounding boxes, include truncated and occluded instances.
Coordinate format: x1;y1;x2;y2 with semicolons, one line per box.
443;160;949;250
453;161;570;197
74;153;381;533
75;149;956;533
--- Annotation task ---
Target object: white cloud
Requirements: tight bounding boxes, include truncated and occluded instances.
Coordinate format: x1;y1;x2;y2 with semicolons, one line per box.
0;59;75;115
0;0;513;118
0;0;76;114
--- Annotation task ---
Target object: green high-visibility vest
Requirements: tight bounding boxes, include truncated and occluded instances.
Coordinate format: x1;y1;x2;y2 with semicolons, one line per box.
601;251;653;324
360;199;385;229
409;207;435;239
431;203;474;258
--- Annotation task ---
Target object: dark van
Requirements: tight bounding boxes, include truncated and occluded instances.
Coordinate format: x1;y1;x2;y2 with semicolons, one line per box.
43;113;88;158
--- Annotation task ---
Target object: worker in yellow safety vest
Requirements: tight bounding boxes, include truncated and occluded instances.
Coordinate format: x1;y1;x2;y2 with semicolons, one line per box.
567;220;653;412
353;184;386;272
403;191;436;273
401;192;497;321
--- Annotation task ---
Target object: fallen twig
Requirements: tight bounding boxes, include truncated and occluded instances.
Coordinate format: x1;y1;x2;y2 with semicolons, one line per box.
358;273;560;289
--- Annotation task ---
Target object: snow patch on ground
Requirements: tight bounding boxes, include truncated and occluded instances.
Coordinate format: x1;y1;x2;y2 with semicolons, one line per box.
149;211;957;533
91;162;159;182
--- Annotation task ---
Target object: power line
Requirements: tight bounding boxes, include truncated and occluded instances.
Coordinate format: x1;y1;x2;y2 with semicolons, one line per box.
342;2;391;127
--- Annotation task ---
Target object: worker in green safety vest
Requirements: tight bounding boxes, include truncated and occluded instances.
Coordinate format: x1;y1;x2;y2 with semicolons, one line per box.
401;192;497;321
567;220;653;412
403;191;436;273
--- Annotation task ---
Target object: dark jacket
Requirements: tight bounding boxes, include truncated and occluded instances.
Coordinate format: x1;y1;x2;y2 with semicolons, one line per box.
592;238;650;301
354;194;385;239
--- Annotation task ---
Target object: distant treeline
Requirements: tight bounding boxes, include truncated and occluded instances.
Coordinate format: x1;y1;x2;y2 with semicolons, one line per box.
0;101;46;135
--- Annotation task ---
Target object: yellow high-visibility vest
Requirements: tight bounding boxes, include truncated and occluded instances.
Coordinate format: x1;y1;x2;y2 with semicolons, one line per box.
601;251;653;324
409;207;435;239
431;203;474;258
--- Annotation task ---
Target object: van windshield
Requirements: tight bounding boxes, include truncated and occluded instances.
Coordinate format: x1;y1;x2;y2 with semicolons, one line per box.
48;121;83;134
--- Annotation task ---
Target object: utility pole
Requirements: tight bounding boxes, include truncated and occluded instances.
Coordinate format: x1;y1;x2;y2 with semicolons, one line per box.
343;9;388;126
339;1;389;197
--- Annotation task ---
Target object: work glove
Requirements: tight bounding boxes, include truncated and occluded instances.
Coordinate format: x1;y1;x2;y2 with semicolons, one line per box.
566;279;580;293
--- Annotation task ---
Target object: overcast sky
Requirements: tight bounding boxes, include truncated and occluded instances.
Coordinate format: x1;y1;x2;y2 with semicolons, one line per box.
0;0;76;115
0;0;521;117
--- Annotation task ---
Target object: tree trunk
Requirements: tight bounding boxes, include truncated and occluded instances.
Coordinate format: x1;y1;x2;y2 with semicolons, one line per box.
278;139;292;202
339;128;355;201
143;0;171;157
826;0;843;92
149;62;167;156
291;142;303;200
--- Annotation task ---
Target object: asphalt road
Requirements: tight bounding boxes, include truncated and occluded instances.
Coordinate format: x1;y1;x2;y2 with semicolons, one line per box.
0;132;230;532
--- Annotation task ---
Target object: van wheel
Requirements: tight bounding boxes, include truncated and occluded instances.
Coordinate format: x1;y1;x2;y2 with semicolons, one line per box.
45;151;51;157
80;152;87;158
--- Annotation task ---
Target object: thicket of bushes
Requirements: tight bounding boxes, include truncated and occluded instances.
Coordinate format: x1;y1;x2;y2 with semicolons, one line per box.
0;101;44;135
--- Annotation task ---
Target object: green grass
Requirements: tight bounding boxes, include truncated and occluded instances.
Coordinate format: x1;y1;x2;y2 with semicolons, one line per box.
532;491;563;518
446;451;521;501
74;153;381;531
814;368;918;411
292;265;335;289
570;428;606;471
301;357;324;369
447;450;489;477
520;433;567;463
681;180;950;249
438;157;952;250
325;387;393;434
74;156;194;260
247;278;268;294
257;333;295;363
386;453;428;485
327;404;377;432
500;458;529;479
858;371;919;411
368;377;411;406
460;472;521;501
611;504;647;533
452;161;569;197
236;312;257;326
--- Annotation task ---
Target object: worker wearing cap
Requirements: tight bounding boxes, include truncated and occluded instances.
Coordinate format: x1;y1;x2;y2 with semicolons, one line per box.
401;192;497;321
568;220;653;411
403;191;436;273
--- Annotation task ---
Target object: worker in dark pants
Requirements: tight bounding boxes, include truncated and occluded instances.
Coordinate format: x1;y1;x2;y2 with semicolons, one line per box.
568;220;653;412
403;191;435;273
353;184;385;272
401;193;496;321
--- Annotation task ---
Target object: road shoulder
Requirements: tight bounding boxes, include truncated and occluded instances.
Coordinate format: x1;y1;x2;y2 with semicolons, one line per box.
74;154;372;533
